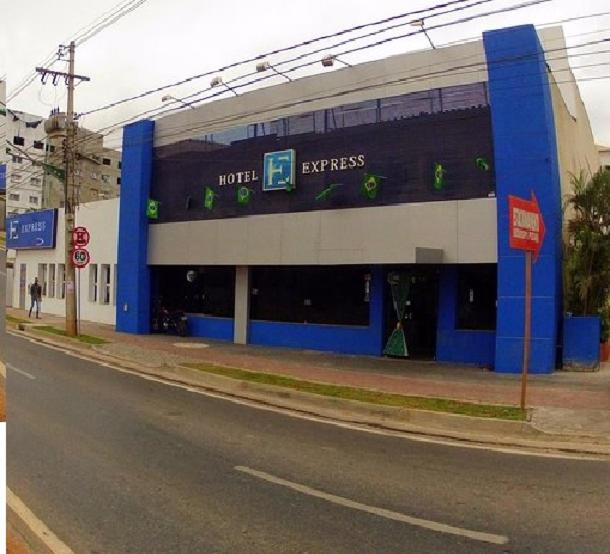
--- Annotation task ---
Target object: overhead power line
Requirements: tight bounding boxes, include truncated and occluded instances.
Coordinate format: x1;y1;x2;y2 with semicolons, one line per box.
77;0;502;118
79;1;588;145
7;0;150;103
89;39;610;151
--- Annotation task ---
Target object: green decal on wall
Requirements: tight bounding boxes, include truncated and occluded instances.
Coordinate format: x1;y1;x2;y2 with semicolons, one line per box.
315;183;342;201
476;157;490;171
237;186;252;205
146;199;160;219
361;173;382;199
204;187;216;210
433;163;445;190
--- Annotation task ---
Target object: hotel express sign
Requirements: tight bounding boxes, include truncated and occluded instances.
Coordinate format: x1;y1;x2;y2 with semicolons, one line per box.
217;149;366;190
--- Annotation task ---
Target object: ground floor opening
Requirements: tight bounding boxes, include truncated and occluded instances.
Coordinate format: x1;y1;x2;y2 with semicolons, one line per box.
150;263;497;365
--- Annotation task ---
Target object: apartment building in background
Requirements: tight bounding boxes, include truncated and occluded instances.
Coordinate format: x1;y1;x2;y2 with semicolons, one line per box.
4;108;121;216
4;108;47;216
44;110;121;207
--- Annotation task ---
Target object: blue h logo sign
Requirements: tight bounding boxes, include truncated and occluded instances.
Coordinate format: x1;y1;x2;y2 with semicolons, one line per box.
263;149;295;191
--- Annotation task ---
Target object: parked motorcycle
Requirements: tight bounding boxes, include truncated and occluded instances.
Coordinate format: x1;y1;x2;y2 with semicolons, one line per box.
152;305;188;337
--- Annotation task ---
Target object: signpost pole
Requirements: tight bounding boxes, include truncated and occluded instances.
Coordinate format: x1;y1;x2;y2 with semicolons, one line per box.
521;250;532;410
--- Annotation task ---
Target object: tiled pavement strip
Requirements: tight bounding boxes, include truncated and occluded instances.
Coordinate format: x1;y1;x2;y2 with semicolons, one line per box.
7;308;610;441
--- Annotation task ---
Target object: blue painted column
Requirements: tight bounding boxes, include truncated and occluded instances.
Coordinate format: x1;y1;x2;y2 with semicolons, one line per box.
484;25;562;373
435;266;496;366
369;265;385;356
116;120;155;333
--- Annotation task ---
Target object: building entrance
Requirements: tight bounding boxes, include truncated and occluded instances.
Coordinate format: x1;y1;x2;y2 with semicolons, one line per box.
383;267;439;359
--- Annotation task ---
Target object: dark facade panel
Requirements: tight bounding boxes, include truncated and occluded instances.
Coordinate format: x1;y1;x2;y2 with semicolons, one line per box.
151;106;495;223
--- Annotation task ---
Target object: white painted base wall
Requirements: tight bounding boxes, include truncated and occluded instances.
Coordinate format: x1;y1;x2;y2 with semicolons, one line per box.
10;198;118;326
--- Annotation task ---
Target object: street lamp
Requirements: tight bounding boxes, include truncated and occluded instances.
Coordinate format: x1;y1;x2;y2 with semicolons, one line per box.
321;55;351;68
210;76;238;96
255;60;292;82
161;94;195;109
411;19;436;49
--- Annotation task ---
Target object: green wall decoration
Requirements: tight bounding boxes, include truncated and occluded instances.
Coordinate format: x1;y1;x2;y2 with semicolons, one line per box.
476;157;490;171
204;187;216;210
361;173;382;199
237;186;253;205
146;198;160;219
315;183;342;201
433;162;445;190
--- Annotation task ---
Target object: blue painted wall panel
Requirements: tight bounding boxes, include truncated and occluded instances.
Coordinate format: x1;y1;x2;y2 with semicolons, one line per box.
435;266;496;366
116;120;155;333
188;316;234;342
484;25;562;374
249;265;384;356
249;321;379;356
563;316;600;369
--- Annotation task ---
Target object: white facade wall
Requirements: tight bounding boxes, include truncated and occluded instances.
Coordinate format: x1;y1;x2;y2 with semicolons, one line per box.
11;198;119;325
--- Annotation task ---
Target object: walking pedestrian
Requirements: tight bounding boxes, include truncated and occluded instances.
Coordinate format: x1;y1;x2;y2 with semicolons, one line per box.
28;277;42;319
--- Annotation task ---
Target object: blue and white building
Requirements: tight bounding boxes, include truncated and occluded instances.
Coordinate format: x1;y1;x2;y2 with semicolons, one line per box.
114;25;597;373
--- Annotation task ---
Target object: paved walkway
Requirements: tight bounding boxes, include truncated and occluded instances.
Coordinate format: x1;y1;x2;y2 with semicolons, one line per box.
9;308;610;416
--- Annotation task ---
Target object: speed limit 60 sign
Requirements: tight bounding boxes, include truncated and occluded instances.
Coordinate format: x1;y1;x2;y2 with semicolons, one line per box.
72;248;90;268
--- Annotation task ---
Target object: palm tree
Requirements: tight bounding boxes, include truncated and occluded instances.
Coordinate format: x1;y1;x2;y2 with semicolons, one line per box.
563;168;610;340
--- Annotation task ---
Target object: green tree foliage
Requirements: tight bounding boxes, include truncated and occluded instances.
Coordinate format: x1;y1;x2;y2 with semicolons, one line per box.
563;169;610;340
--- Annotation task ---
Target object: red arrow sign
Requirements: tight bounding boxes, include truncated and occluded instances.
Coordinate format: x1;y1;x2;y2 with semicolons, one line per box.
508;193;545;259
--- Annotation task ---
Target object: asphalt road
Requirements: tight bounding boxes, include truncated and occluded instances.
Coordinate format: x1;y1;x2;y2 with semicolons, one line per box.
3;324;609;554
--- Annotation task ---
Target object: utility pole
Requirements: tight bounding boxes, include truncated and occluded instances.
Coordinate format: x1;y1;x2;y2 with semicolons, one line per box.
36;42;90;337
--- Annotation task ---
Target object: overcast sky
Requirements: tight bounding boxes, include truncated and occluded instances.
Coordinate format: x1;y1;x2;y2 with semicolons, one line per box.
2;0;609;147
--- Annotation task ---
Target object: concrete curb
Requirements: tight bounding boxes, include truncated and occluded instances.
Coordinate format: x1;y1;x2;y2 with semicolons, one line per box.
9;326;610;457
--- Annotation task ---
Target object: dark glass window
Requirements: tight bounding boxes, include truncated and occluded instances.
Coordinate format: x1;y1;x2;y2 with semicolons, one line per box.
12;136;25;146
33;140;44;150
287;112;315;135
326;100;377;131
380;91;434;121
440;83;488;111
155;266;235;317
102;158;111;165
250;266;369;326
456;264;497;330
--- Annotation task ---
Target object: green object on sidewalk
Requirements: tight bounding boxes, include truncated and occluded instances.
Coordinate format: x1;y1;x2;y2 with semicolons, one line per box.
204;186;216;210
384;326;408;357
146;198;159;219
384;271;410;358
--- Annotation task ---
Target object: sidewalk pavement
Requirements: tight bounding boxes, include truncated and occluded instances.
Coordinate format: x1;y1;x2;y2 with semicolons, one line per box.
7;307;610;445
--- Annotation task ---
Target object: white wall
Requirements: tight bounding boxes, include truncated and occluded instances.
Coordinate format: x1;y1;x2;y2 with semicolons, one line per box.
11;198;119;325
149;198;497;265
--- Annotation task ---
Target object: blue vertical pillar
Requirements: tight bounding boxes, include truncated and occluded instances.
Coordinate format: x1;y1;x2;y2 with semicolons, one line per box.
484;25;562;373
436;265;458;362
369;265;385;355
116;120;155;333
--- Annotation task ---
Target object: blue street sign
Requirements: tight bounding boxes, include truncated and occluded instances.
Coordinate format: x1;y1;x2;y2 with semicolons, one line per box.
262;149;296;191
7;209;58;250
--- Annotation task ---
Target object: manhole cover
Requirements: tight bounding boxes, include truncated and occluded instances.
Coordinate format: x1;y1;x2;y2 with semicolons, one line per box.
173;342;210;349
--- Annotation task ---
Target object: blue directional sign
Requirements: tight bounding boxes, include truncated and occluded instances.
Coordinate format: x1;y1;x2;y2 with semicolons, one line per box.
6;209;58;250
262;149;296;191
